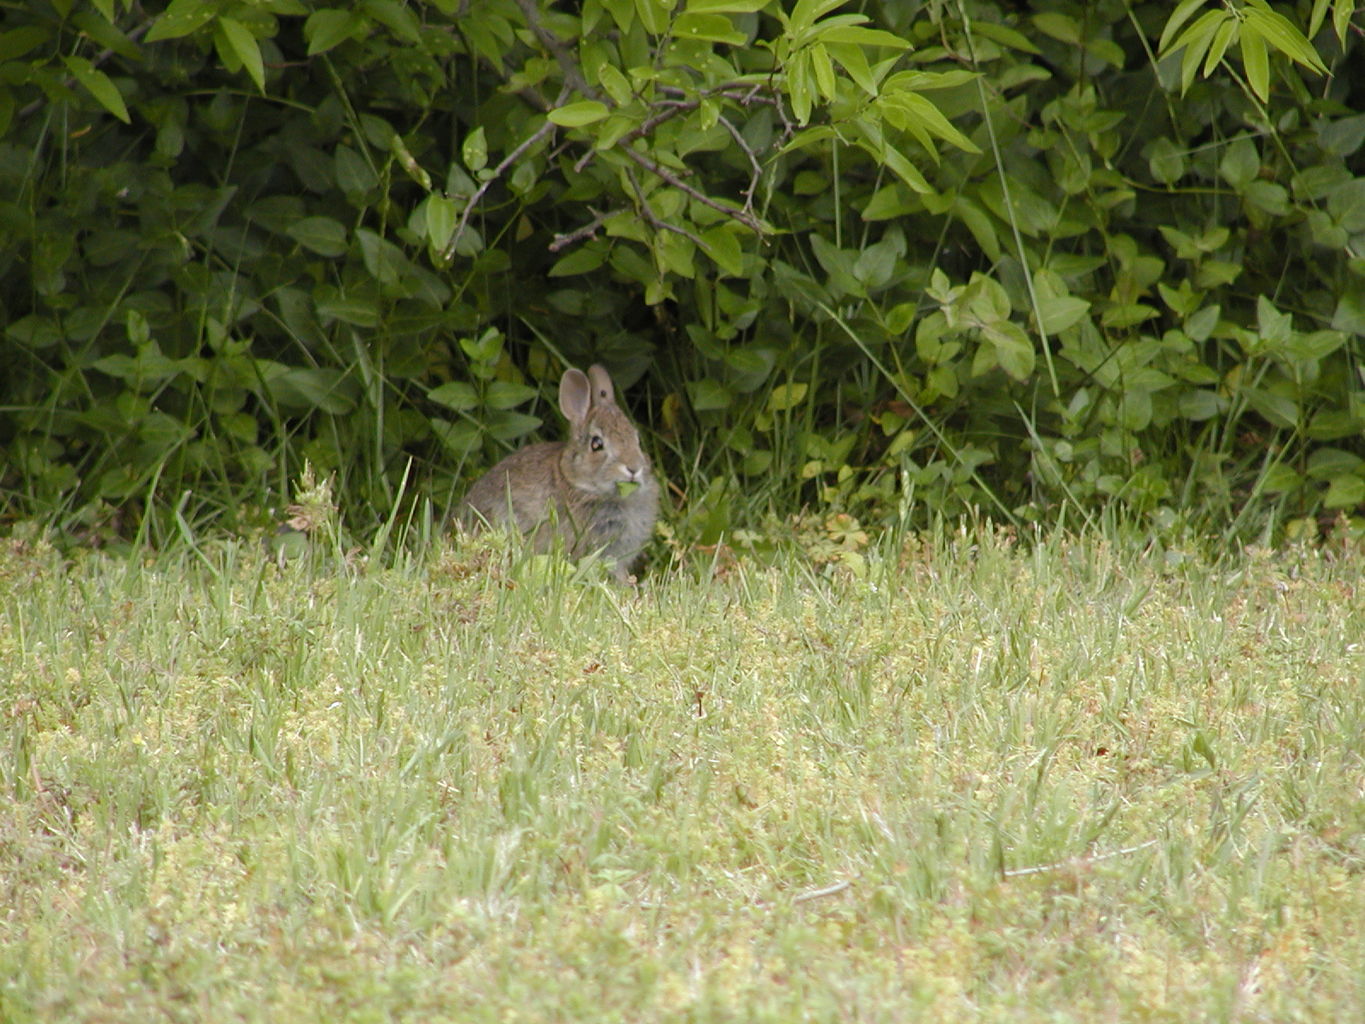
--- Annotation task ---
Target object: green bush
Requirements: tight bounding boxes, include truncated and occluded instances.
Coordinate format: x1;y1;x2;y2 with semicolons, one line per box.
1;0;1362;544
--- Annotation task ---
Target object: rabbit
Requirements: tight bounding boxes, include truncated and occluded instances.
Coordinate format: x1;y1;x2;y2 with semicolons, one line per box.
459;364;659;582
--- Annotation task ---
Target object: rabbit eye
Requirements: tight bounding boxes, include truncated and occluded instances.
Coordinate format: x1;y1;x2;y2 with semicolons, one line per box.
590;435;604;452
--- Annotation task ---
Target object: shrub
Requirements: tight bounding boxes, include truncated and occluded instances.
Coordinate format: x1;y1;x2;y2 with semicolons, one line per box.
1;1;1361;543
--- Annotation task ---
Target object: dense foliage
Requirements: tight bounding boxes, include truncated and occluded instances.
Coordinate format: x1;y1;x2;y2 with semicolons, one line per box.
1;0;1362;545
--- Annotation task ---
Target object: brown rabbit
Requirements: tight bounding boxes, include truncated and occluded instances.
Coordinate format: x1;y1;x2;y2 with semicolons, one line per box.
460;365;659;581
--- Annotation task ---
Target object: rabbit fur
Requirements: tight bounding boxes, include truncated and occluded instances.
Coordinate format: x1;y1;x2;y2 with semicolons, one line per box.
460;365;659;581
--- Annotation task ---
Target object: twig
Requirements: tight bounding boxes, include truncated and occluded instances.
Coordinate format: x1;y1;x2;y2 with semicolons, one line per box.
509;0;600;101
445;94;565;260
624;166;711;254
622;146;765;235
548;207;616;252
1002;839;1159;879
621;99;696;145
793;879;852;903
573;148;598;174
716;113;763;212
656;81;774;107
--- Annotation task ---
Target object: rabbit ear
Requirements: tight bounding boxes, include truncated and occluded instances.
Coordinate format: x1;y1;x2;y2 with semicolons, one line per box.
559;368;592;423
586;364;616;405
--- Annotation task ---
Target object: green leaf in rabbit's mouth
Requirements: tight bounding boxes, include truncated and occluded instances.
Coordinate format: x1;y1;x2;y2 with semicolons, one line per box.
616;480;640;498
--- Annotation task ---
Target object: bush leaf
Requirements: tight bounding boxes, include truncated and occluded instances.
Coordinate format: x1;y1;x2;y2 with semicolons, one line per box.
62;57;129;123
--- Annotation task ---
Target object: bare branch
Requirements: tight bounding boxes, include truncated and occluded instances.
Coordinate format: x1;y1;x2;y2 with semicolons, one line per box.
1003;839;1159;879
717;113;764;212
625;167;710;253
444;93;566;260
622;147;765;236
548;207;617;252
616;97;727;148
509;0;601;101
793;879;852;903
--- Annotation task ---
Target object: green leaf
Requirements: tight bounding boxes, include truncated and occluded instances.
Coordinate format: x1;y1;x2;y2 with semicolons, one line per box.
1308;409;1363;441
485;410;542;442
1032;12;1080;45
267;367;356;414
1328;178;1365;233
1330;283;1365;335
428;382;478;412
62;57;129;123
967;274;1011;322
1306;447;1363;480
983;322;1035;381
305;9;365;56
0;26;51;62
1316;115;1365;159
815;25;910;50
1186;304;1221;342
672;12;747;45
1243;387;1299;429
547;101;611;127
1159;0;1215;53
362;0;422;44
825;42;876;96
1244;181;1288;217
1201;16;1238;78
809;43;836;101
861;135;931;194
861;183;917;221
1178;389;1222;421
767;382;809;412
548;244;608;277
955;198;1000;260
1323;474;1365;509
217;18;265;93
1034;296;1090;335
1117;388;1153;431
461;126;487;171
314;293;380;327
1170;10;1228;93
1239;22;1269;102
1243;2;1329;75
1218;137;1259;191
356;228;413;286
1255;294;1292;351
1335;0;1354;46
636;0;673;35
6;315;62;348
787;50;813;124
880;302;914;337
809;234;862;298
701;225;744;277
1147;137;1187;185
287;216;348;256
685;0;771;11
145;0;217;42
787;0;852;36
966;21;1040;54
880;90;981;156
422;195;459;252
335;146;378;195
486;380;539;410
687;379;733;412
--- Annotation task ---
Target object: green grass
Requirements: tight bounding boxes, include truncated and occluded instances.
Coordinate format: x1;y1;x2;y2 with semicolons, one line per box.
2;525;1363;1022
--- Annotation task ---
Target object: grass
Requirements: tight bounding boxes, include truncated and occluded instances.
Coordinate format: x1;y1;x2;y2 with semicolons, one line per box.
1;522;1362;1022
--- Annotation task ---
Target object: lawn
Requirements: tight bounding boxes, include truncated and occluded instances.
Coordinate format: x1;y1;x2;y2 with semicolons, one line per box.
2;524;1362;1022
